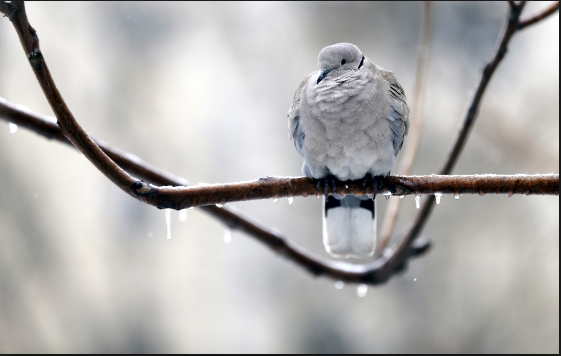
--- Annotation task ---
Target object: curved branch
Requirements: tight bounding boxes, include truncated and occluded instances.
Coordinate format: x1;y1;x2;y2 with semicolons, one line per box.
379;1;434;253
0;97;431;285
380;1;549;274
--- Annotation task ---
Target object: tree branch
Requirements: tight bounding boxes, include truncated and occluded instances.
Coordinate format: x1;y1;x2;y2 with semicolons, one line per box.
379;1;434;253
0;100;558;207
518;1;559;30
378;1;554;275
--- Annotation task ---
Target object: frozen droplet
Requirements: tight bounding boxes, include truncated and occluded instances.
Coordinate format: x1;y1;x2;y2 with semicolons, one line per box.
454;194;460;200
316;196;321;200
8;122;17;134
334;281;344;289
148;231;153;237
400;195;405;199
345;185;349;189
288;197;294;204
165;209;171;239
216;203;224;208
188;207;194;210
357;284;368;298
383;192;391;200
273;198;279;203
178;210;187;222
507;191;514;197
33;193;38;199
223;228;232;243
415;195;421;209
435;193;442;205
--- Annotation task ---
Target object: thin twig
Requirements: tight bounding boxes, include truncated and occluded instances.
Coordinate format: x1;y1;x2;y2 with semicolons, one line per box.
379;1;434;253
518;1;559;30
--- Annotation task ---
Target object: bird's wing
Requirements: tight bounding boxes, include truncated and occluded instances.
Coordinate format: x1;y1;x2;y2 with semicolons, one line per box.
375;64;410;155
288;73;315;155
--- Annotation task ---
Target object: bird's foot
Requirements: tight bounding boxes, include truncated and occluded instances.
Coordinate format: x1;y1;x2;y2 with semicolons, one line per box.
317;174;338;198
360;174;382;197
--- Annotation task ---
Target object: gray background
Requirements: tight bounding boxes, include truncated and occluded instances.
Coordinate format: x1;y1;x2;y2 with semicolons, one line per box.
0;1;558;353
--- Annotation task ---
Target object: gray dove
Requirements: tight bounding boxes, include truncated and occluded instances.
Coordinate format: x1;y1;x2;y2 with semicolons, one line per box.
288;43;410;258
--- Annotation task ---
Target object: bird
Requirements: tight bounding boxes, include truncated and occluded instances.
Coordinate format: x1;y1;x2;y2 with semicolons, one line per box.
287;43;410;258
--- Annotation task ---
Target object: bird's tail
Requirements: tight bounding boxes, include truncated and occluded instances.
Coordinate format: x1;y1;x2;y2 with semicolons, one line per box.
322;195;377;258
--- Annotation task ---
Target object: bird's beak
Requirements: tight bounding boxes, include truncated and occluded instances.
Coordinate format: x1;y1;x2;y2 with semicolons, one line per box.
317;69;332;84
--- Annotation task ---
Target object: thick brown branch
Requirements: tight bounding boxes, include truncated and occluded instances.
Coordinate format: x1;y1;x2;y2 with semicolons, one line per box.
0;97;432;285
518;1;559;30
3;100;557;209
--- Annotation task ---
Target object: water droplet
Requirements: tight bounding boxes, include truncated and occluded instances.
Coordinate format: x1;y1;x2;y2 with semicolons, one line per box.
507;191;514;197
334;281;344;289
165;209;171;239
435;193;442;205
216;203;224;208
357;284;368;298
316;196;321;200
383;192;392;200
454;194;460;200
414;278;417;282
400;195;405;199
148;231;153;237
273;198;279;203
345;185;349;189
223;228;232;243
8;122;17;134
288;197;294;204
178;210;187;222
415;195;421;209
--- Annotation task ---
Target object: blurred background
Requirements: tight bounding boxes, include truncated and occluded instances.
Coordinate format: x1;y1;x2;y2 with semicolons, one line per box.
0;1;558;353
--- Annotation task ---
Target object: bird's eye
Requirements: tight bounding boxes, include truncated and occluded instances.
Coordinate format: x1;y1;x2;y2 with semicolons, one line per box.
340;59;346;65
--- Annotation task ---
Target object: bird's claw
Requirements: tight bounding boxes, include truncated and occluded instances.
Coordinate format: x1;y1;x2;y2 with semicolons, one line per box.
317;174;338;199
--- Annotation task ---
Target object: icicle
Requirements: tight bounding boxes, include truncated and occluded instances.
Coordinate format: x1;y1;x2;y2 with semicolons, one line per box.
334;281;344;289
415;195;421;209
165;209;171;239
178;210;187;222
357;284;368;298
454;194;460;200
216;203;224;208
383;192;391;200
316;196;321;200
288;197;294;204
273;198;279;203
435;193;442;205
400;195;405;199
8;123;17;134
223;228;232;243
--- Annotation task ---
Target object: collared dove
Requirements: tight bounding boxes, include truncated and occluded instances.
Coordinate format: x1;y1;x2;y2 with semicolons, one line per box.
288;43;410;258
